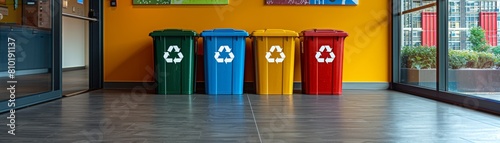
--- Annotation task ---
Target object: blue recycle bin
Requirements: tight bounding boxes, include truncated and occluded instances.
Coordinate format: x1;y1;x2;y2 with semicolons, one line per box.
200;28;249;95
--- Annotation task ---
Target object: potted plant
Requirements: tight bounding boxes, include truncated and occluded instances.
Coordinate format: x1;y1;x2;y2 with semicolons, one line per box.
401;46;499;91
400;46;437;88
401;27;500;92
451;27;500;92
453;51;500;92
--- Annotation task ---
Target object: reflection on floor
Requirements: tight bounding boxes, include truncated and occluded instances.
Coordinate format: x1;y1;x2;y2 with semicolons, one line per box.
0;68;87;100
1;89;500;142
0;73;51;101
62;69;88;95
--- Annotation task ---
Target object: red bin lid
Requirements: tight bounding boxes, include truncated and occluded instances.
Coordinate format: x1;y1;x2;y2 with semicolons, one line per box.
301;29;348;37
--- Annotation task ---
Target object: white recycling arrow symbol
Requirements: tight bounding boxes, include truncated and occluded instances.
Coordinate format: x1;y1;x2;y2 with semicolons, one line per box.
265;45;286;63
316;45;335;64
214;45;234;64
164;45;183;64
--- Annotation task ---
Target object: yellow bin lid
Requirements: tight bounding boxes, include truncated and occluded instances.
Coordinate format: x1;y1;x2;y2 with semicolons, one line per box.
251;29;298;37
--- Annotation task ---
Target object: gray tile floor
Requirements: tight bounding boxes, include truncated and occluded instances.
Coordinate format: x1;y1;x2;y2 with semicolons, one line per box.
62;69;89;95
0;69;88;100
1;89;500;143
0;73;51;101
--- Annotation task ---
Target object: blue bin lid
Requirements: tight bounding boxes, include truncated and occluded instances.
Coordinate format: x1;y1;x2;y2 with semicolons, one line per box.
200;28;249;37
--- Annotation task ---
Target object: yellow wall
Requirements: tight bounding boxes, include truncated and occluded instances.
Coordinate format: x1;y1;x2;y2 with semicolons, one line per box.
104;0;390;82
0;0;22;24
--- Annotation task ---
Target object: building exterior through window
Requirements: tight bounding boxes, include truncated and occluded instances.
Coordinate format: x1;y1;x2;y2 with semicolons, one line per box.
403;0;499;50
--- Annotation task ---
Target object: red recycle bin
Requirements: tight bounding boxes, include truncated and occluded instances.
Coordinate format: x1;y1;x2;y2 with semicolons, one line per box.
300;29;348;95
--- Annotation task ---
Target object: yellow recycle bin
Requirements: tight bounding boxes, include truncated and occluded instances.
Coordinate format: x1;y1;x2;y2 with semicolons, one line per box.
251;29;298;95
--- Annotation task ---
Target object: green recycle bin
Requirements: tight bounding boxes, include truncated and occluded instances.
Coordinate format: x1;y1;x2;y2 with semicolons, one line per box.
149;29;197;95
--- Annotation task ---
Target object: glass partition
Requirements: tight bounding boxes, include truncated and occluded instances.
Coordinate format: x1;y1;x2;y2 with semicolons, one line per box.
393;0;500;115
400;0;437;89
0;0;58;103
447;0;500;101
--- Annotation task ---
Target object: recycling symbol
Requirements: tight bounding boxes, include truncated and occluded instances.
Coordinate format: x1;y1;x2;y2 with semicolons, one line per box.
214;45;235;64
265;45;286;63
316;45;335;63
163;45;183;64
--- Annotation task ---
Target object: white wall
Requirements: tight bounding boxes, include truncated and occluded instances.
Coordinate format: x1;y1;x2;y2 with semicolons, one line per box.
62;0;88;68
62;17;88;68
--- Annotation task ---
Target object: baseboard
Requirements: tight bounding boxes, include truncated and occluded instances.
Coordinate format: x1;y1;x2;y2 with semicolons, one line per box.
104;82;155;89
0;69;49;77
104;82;389;92
63;66;86;72
343;82;390;90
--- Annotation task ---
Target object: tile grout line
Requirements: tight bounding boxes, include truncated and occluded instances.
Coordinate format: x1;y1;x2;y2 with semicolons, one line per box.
247;94;263;143
459;137;475;143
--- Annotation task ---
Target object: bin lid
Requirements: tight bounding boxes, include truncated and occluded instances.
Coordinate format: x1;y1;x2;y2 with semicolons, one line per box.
251;29;298;37
149;29;197;37
200;28;249;37
301;29;348;37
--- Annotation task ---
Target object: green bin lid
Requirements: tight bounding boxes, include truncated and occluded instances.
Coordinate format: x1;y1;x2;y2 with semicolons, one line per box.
149;29;197;37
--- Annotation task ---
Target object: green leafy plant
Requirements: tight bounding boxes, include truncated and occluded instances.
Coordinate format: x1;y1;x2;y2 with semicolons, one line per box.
401;46;436;69
403;46;497;69
494;55;500;68
461;51;496;69
462;50;479;68
469;27;490;52
492;46;500;56
448;50;468;69
475;52;496;68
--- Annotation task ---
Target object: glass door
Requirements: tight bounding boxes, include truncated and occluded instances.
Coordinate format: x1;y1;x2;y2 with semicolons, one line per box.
0;0;62;112
60;0;103;95
62;0;91;96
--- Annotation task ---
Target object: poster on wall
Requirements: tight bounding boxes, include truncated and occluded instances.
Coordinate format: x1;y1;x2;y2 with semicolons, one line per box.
0;0;8;19
265;0;358;5
133;0;229;5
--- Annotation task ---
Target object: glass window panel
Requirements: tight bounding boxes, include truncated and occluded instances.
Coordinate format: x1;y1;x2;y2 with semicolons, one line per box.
0;0;53;100
448;0;500;101
400;1;437;89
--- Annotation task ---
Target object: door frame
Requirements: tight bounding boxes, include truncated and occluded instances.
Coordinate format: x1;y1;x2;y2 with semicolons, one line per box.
88;0;103;90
